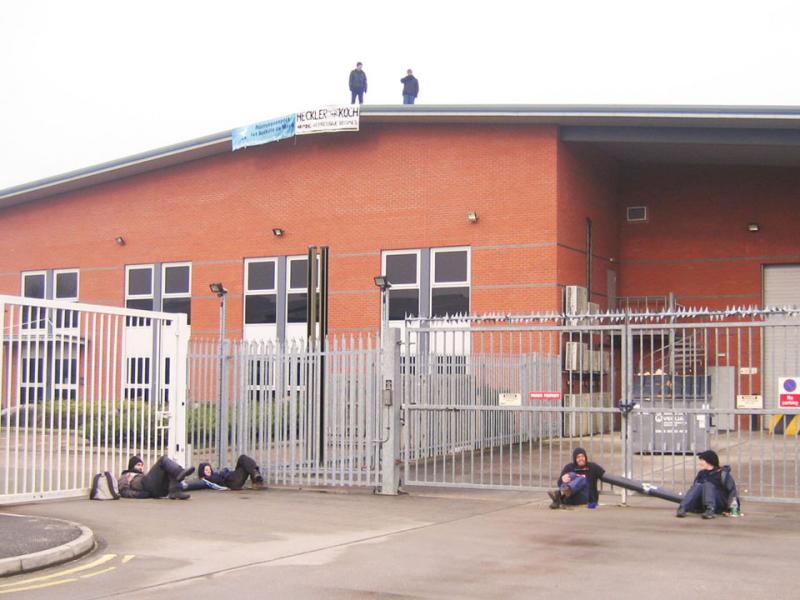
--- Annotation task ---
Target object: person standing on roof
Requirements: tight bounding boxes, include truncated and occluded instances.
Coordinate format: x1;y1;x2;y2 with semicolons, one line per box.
548;447;605;509
349;62;367;105
400;69;419;104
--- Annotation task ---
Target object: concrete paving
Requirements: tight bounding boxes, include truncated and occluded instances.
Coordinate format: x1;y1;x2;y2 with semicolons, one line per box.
1;486;798;599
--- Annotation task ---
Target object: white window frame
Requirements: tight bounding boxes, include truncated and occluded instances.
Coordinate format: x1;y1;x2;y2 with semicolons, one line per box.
161;261;192;303
53;269;80;332
382;249;421;322
161;262;192;325
125;264;155;306
53;268;79;301
430;246;471;317
21;270;47;299
20;271;48;330
244;257;278;325
286;255;320;324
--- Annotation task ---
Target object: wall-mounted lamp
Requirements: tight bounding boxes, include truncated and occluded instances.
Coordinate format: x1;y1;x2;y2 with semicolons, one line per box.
114;236;126;246
373;275;392;291
467;211;478;224
209;282;228;297
272;228;284;237
747;223;760;232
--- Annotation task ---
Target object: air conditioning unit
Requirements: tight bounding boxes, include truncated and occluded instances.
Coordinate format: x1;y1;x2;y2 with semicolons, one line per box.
590;350;611;374
564;341;589;371
565;286;588;316
587;302;600;325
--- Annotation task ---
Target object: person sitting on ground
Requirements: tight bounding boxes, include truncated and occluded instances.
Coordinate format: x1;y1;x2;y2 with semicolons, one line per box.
119;455;195;500
549;447;605;509
193;454;264;490
676;450;739;519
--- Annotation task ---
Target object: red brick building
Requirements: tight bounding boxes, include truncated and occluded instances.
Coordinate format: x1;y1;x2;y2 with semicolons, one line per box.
1;105;798;340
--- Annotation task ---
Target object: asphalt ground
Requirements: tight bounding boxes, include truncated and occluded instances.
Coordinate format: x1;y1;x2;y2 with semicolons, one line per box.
1;486;798;599
0;515;82;559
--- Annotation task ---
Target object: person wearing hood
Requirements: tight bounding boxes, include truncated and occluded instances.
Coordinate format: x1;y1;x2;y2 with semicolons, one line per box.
548;447;605;509
119;455;195;500
676;450;740;519
196;454;263;490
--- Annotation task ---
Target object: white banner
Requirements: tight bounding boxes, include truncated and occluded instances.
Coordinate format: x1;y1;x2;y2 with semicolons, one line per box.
295;105;359;136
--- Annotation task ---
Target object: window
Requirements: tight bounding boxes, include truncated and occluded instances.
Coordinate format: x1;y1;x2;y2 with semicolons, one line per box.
431;248;470;317
244;259;277;324
21;271;47;329
286;256;319;324
20;357;45;403
125;265;154;326
54;358;78;400
162;263;191;324
383;251;420;321
54;269;79;328
54;270;78;300
22;272;46;299
126;265;154;311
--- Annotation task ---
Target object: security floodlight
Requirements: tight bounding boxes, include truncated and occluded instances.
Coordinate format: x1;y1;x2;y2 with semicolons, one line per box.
114;236;126;246
467;211;478;223
373;276;391;291
209;282;227;297
747;223;760;232
272;228;284;237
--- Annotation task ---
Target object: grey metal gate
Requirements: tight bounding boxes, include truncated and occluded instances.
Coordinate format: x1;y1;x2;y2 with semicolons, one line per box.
401;306;800;503
187;333;385;489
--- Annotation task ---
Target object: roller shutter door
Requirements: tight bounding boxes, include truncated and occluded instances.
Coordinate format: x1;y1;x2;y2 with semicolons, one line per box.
763;265;800;411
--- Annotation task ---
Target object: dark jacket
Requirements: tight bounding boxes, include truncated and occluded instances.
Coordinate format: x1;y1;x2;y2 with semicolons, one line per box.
400;75;419;97
349;69;367;93
557;447;606;504
119;455;150;499
198;462;236;488
198;462;225;486
693;465;740;508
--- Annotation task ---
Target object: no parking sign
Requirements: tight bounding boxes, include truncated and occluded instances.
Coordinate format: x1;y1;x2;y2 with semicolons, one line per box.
779;377;800;408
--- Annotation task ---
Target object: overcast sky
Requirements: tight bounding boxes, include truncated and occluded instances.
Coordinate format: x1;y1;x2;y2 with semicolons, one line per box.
1;0;799;190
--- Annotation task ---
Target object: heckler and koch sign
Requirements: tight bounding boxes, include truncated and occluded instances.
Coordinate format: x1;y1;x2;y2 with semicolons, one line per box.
232;105;359;151
296;105;360;135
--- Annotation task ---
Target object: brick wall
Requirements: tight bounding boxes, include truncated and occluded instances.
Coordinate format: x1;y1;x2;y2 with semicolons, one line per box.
0;124;561;335
617;163;800;308
556;141;620;309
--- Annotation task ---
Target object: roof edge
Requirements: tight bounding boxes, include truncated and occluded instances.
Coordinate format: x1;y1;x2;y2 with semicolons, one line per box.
5;104;800;208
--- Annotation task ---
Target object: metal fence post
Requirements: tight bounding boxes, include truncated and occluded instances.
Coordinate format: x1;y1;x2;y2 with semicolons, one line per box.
169;314;189;466
379;327;401;495
620;316;634;505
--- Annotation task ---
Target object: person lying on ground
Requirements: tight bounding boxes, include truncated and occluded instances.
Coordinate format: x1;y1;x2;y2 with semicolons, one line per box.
191;454;264;490
676;450;740;519
548;447;605;509
119;455;195;500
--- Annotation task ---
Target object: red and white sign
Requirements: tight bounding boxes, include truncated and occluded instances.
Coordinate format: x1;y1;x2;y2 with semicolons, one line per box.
779;377;800;408
529;391;562;401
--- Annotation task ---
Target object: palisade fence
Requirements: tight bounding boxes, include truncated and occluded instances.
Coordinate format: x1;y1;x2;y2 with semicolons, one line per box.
401;307;800;504
0;295;188;504
186;334;384;488
3;294;800;506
